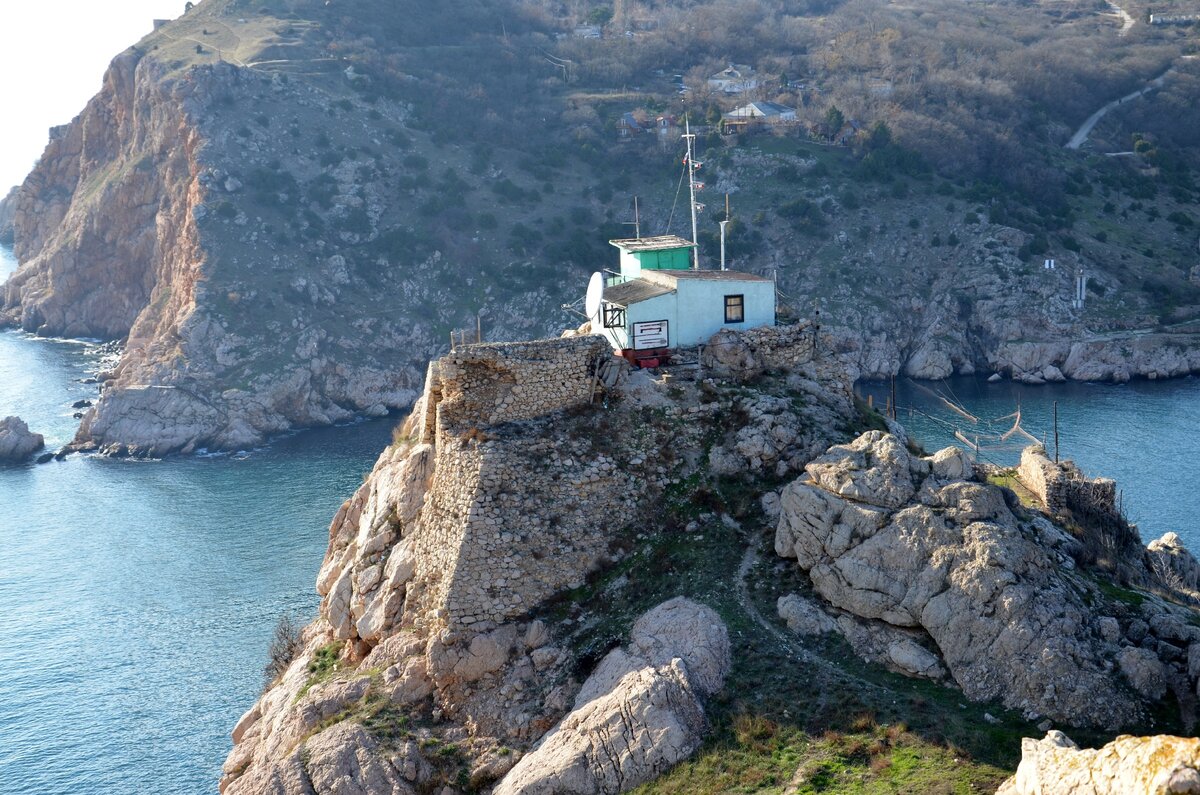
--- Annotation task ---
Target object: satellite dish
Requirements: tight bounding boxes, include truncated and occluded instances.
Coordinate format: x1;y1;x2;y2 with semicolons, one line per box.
585;272;604;320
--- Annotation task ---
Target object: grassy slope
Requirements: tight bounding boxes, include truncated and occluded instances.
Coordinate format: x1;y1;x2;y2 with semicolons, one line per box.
525;388;1187;794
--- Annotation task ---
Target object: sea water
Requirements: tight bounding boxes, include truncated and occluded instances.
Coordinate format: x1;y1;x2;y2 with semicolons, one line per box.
858;375;1200;542
0;245;394;794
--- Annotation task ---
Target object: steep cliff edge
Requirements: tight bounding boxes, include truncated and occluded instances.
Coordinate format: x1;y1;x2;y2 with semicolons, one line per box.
223;328;1200;794
0;186;17;245
2;1;1199;453
1;42;428;455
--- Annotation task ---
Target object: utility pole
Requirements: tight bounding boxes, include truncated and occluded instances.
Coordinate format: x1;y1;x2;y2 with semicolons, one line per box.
683;117;701;270
719;193;729;271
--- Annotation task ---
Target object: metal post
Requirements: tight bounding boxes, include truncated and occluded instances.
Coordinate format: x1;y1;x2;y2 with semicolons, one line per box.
1053;401;1060;463
450;331;455;351
684;118;700;270
476;314;482;344
719;220;728;271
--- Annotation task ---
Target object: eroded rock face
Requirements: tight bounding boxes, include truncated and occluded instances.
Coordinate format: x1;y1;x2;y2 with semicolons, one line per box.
0;416;45;462
996;731;1200;795
775;431;1143;727
494;598;730;795
222;338;860;795
1148;533;1200;597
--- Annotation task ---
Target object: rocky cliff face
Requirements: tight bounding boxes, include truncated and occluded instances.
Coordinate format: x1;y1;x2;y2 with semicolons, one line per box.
221;329;858;793
221;327;1200;794
0;185;17;245
1;47;428;455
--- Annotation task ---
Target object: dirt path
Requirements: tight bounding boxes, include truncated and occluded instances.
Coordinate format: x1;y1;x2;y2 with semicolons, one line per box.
734;536;896;699
1105;0;1136;35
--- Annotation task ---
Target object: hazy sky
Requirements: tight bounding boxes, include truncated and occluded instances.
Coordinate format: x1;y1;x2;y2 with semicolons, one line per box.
0;0;184;193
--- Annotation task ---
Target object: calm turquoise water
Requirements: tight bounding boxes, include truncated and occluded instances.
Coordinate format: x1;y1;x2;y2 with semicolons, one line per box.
0;245;395;794
859;375;1200;543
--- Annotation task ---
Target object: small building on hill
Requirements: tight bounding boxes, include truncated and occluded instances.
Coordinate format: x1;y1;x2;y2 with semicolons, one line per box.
722;101;797;133
596;236;775;365
616;112;644;139
708;64;759;94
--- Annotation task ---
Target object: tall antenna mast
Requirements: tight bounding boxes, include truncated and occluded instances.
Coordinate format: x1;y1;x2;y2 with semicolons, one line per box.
684;117;700;270
719;193;730;271
621;196;642;239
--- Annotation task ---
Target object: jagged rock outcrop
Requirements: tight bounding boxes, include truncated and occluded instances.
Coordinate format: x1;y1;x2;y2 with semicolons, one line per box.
997;731;1200;795
775;430;1181;727
1148;533;1200;598
0;185;17;244
223;331;858;795
493;598;730;795
0;415;45;463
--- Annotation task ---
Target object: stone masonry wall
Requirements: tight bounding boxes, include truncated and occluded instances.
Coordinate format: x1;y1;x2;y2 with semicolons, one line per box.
1017;445;1119;519
411;335;634;630
435;336;611;431
324;334;637;642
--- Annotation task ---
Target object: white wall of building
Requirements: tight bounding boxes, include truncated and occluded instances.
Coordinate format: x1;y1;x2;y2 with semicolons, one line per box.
599;278;775;351
673;279;775;346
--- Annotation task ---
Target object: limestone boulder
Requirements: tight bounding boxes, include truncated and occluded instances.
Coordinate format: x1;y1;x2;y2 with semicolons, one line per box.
702;328;763;380
494;598;729;795
804;430;915;509
1148;532;1200;595
887;638;946;679
1118;646;1169;701
776;431;1143;727
997;731;1200;795
777;593;839;635
627;596;730;696
930;446;970;481
0;416;45;463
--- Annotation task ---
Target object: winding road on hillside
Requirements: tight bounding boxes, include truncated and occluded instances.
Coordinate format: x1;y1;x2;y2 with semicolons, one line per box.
1066;62;1182;150
1105;0;1137;35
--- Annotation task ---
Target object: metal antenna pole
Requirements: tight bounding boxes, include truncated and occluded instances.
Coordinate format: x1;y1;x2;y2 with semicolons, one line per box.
634;196;641;239
719;193;729;271
684;117;700;270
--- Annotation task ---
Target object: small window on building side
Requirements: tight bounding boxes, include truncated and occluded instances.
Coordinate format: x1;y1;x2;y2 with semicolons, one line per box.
724;294;745;324
603;305;626;329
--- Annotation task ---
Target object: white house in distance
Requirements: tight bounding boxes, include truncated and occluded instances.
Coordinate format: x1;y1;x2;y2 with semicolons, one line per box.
724;101;796;122
595;235;775;366
708;64;759;94
722;101;796;133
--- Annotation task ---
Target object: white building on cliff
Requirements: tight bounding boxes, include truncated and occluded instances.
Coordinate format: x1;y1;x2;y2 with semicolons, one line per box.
593;235;775;366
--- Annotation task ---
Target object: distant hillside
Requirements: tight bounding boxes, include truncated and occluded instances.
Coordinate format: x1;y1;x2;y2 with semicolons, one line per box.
1;0;1199;453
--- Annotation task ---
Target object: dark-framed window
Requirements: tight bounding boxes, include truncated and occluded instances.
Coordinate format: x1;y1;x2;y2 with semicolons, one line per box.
603;304;626;329
724;294;745;323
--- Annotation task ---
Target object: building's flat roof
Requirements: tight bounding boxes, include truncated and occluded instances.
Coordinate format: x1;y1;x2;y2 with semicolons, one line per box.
602;279;675;307
642;268;772;284
609;235;696;253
